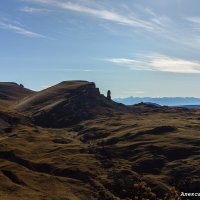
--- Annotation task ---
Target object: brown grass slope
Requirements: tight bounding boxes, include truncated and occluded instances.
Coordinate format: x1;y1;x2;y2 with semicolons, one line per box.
15;81;127;128
0;81;199;200
0;82;34;102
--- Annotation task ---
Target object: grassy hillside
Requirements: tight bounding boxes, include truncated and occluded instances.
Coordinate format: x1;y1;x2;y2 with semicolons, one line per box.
15;81;127;128
0;82;34;102
0;81;199;200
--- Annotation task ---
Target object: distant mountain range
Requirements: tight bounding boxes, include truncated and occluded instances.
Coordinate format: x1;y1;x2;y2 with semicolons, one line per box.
114;97;200;107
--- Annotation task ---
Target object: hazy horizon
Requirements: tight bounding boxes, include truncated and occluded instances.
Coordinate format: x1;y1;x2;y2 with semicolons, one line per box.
7;81;200;99
1;0;200;98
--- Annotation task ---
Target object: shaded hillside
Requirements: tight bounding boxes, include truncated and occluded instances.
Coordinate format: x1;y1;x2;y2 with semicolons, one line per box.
0;82;34;102
130;102;190;114
15;81;127;128
0;81;199;200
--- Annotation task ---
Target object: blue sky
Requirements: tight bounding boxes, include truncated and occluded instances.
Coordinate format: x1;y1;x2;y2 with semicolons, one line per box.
1;0;200;98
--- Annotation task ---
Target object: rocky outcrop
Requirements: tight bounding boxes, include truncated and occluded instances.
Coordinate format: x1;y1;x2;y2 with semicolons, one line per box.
107;90;111;100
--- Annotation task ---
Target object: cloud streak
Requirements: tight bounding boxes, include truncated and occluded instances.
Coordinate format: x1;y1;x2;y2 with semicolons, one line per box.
186;16;200;25
106;54;200;74
186;16;200;32
29;0;166;32
59;2;153;30
0;20;45;38
24;0;200;48
20;6;52;14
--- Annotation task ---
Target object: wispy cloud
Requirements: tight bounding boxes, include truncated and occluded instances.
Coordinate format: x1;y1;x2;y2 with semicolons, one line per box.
59;2;154;30
106;54;200;74
0;20;45;38
105;58;147;71
20;6;52;14
186;16;200;25
23;1;200;48
28;0;167;32
185;16;200;32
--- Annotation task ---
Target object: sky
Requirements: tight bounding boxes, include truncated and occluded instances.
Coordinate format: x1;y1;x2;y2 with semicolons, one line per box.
1;0;200;98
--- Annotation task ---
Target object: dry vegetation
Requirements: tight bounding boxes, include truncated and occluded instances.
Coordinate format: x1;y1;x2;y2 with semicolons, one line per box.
0;81;199;199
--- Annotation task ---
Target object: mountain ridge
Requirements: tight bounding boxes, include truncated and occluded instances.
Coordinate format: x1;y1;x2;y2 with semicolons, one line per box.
115;96;200;106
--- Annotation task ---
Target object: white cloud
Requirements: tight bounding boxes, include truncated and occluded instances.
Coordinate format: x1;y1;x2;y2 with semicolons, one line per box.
106;58;138;64
28;0;165;31
186;16;200;25
24;1;200;48
149;55;200;73
106;54;200;74
59;2;153;30
185;16;200;32
0;20;45;38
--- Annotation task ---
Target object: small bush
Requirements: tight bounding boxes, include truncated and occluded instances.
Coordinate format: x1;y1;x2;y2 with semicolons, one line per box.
133;182;182;200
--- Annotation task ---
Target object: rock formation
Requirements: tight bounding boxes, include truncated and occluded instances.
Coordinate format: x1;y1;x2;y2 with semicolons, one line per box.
107;90;111;100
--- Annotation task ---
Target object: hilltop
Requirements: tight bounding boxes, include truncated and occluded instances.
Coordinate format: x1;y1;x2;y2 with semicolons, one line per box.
15;81;127;127
0;81;199;200
0;82;34;103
